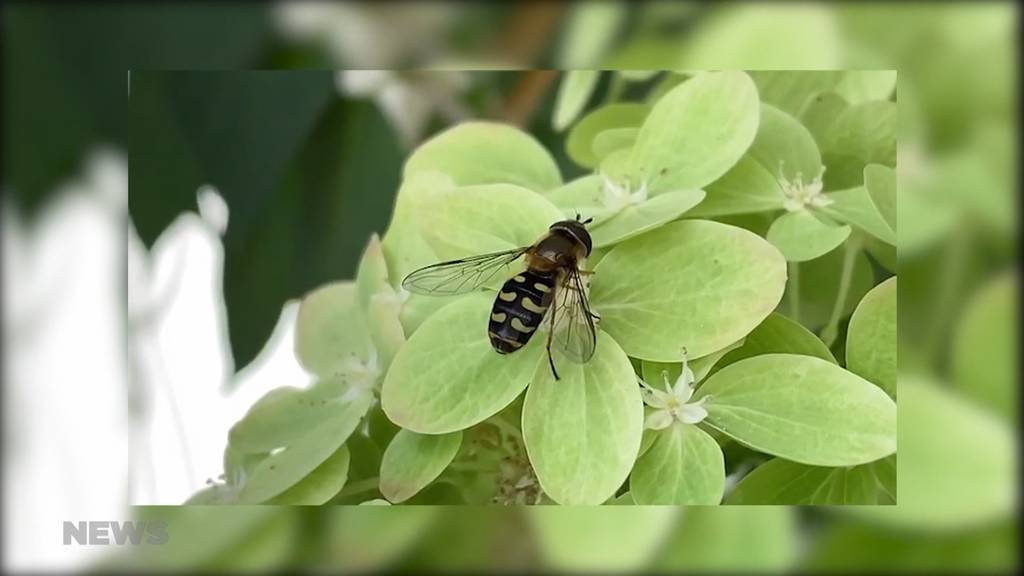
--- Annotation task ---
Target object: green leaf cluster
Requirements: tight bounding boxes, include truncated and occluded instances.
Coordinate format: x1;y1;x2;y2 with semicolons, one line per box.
198;71;899;506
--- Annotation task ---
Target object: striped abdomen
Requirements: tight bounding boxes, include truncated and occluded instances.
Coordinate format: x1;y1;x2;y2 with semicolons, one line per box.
488;270;556;354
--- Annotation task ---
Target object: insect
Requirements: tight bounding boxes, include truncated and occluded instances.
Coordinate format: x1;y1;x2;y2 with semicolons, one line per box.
402;215;598;380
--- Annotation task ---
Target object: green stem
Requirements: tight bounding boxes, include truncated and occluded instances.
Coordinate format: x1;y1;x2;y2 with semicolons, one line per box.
788;261;801;324
821;235;863;347
335;477;380;498
603;72;627;104
922;224;970;363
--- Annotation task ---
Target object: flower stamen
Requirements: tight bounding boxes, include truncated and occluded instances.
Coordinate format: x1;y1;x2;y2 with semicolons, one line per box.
779;163;831;212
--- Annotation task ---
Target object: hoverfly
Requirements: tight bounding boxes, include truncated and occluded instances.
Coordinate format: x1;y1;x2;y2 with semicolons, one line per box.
402;214;598;380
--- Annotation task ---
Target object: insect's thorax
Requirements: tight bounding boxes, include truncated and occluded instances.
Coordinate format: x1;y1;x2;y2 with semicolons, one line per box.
527;230;585;273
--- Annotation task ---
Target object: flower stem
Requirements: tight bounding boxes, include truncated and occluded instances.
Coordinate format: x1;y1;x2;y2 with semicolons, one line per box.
821;235;862;347
922;223;969;363
335;477;380;498
603;72;627;104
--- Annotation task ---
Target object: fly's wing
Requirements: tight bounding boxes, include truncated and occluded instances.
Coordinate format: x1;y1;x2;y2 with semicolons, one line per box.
401;247;530;295
550;267;598;363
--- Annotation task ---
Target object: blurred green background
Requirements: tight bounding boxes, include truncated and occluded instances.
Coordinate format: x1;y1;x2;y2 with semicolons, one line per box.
3;1;1017;573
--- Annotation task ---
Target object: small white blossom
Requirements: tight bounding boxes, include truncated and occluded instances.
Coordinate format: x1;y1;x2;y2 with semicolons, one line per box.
639;353;709;430
341;345;381;399
601;174;648;212
780;164;832;212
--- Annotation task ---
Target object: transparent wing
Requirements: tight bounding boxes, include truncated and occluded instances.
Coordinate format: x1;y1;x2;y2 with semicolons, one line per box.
401;247;530;295
550;267;598;363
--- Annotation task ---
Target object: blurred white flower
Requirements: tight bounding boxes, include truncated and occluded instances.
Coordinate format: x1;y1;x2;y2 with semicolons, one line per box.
276;1;456;67
3;149;131;572
3;150;314;573
336;70;471;147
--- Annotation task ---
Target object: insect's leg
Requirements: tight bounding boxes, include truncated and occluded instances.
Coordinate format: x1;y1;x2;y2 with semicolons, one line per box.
546;308;560;381
578;269;595;276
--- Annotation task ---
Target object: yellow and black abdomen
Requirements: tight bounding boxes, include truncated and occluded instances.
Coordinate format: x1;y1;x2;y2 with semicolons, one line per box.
488;270;556;354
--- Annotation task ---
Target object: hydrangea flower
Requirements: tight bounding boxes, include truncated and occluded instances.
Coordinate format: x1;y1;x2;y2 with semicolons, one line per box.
639;352;709;430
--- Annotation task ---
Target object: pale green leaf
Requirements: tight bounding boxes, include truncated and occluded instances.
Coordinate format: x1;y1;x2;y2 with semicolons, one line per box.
223;444;267;488
382;294;546;434
750;71;843;117
835;70;897;104
558;2;626;67
413;183;564;261
652;507;797;572
356;235;406;369
726;457;881;504
628;71;759;193
697;354;896;466
638;427;659;459
749;103;822;183
641;338;747;390
267;444;350;504
896;167;959;255
566;103;649;169
367;293;406;370
714;312;836;373
677;5;840;69
398;293;458;338
645;72;688;104
630;423;725;504
522;333;643;505
381;172;447;286
326;508;438;570
847;277;897;398
643;336;749;385
821;100;897;189
592;220;786;361
589;189;706;248
237;385;373;503
872;455;897;503
294;282;372;377
546;174;616;226
229;377;365;455
799;91;849;147
850;376;1014;530
864;163;897;234
404;122;561;191
689;156;785;217
691;103;820;217
591;127;639;160
952;274;1016;419
355;234;390;309
553;71;601;131
767;211;851;262
530;508;676;571
821;186;897;245
380;429;462;503
184;484;238;505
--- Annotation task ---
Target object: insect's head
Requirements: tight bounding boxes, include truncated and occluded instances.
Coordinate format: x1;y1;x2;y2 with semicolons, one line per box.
551;215;593;256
